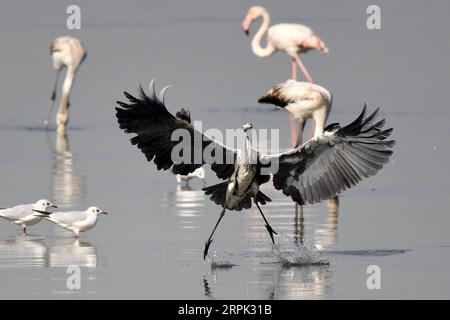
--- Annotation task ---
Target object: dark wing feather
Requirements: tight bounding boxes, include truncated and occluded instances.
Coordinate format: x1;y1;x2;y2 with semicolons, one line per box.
115;83;236;179
263;106;395;205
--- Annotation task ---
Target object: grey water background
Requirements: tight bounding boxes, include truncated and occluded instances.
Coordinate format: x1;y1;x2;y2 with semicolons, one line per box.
0;0;449;299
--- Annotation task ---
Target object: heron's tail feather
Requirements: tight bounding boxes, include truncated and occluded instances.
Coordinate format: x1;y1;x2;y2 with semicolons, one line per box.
255;191;272;205
203;182;228;208
203;182;271;211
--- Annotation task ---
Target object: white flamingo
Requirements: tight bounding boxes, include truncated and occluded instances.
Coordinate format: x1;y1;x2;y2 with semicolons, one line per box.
258;80;332;147
44;36;87;133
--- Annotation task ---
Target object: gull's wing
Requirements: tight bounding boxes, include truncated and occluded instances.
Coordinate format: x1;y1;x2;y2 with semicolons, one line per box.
0;204;33;220
261;105;395;205
115;80;236;180
50;211;87;226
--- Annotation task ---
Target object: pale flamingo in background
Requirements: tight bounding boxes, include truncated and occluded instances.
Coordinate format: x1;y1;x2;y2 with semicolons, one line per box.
44;36;87;133
242;6;328;145
258;80;332;147
242;6;328;83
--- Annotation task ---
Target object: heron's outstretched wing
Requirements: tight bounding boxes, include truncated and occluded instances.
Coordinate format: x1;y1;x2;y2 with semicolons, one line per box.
115;80;236;179
261;105;395;205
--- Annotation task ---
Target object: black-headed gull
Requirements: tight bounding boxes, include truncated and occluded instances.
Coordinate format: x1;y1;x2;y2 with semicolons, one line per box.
0;199;57;234
33;206;108;238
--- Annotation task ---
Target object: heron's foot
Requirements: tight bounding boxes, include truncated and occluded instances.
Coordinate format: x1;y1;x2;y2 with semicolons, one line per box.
204;238;213;260
265;224;278;244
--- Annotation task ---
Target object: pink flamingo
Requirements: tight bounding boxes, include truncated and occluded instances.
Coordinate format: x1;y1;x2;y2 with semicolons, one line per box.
242;6;329;145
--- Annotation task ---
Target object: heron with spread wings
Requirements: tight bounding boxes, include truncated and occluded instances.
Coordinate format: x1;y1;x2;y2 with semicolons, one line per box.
115;80;395;259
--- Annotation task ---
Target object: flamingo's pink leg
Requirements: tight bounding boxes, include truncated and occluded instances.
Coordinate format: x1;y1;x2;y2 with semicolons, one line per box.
307;119;316;141
289;59;298;147
292;59;297;80
294;55;314;83
289;114;297;147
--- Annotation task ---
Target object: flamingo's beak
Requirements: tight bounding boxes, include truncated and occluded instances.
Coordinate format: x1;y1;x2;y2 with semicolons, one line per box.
242;14;252;36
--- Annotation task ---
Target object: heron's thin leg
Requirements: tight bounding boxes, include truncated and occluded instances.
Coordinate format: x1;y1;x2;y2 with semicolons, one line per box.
204;206;226;260
44;69;61;128
308;119;316;141
294;55;314;84
254;199;277;244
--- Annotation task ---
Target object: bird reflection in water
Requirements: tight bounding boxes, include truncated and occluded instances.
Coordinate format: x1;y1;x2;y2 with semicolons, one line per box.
162;184;205;260
51;132;86;208
0;235;47;268
262;264;331;299
0;235;98;269
203;276;214;299
292;196;339;250
48;239;97;268
162;185;205;227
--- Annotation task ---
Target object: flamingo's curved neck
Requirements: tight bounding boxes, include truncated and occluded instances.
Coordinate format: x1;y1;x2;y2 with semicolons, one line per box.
57;67;76;131
251;11;275;58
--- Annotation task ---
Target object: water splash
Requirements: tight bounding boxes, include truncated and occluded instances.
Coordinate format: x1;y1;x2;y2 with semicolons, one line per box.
272;243;329;266
207;252;237;269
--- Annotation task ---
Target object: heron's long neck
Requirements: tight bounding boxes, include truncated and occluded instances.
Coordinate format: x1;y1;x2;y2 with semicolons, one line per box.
243;131;253;164
251;11;276;58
